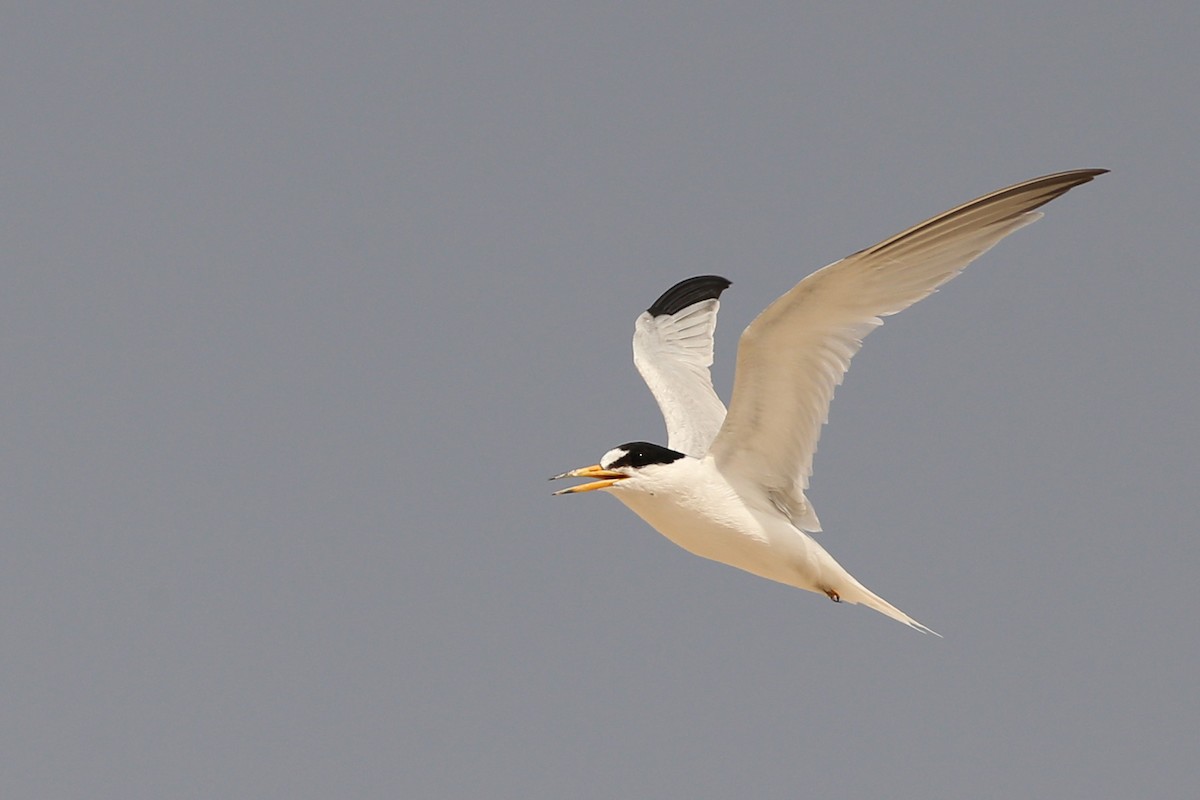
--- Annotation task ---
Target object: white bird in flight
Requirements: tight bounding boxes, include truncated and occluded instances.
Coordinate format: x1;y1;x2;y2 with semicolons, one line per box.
551;169;1105;633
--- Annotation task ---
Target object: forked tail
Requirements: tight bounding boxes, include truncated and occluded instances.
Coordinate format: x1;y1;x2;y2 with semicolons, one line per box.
837;577;941;636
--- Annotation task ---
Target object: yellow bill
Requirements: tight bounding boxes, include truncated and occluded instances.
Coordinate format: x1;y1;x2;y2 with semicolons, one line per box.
549;464;627;495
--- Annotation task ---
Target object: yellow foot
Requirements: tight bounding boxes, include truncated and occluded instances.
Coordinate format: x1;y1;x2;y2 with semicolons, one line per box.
824;588;841;603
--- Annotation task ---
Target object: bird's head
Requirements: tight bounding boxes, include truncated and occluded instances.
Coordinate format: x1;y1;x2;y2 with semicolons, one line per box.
550;442;686;495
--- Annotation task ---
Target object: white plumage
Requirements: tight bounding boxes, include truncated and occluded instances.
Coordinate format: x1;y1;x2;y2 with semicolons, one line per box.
554;169;1105;633
632;288;727;458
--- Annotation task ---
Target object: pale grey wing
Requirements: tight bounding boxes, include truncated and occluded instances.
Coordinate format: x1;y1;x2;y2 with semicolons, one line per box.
633;276;732;458
709;169;1106;529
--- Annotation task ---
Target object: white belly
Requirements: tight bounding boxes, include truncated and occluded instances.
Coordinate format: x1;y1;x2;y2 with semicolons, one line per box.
608;474;828;592
593;458;933;631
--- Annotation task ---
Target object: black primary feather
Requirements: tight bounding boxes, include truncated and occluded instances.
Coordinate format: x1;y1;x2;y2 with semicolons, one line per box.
646;275;732;317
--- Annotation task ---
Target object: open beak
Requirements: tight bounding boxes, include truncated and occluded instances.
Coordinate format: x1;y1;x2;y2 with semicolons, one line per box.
549;464;627;495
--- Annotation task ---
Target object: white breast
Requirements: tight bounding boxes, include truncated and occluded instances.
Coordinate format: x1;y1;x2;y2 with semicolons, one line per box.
607;457;827;591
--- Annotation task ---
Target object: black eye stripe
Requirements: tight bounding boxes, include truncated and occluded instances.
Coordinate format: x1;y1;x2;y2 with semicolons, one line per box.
607;442;686;469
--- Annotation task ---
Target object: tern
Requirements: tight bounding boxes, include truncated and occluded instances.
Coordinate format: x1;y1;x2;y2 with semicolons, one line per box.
552;169;1104;633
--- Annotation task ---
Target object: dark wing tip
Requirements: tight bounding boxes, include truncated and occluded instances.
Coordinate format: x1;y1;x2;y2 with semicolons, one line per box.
992;167;1109;215
1035;167;1109;192
646;275;732;316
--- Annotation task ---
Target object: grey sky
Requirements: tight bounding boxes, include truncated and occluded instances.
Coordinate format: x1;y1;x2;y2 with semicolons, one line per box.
4;3;1198;798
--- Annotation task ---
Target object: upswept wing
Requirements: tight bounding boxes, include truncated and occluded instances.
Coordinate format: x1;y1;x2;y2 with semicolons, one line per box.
709;169;1106;525
633;276;732;457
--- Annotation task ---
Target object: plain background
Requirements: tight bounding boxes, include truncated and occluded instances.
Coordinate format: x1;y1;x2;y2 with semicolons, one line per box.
4;3;1198;798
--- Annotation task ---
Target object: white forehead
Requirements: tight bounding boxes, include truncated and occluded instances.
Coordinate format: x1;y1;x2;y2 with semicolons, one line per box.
600;447;630;468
